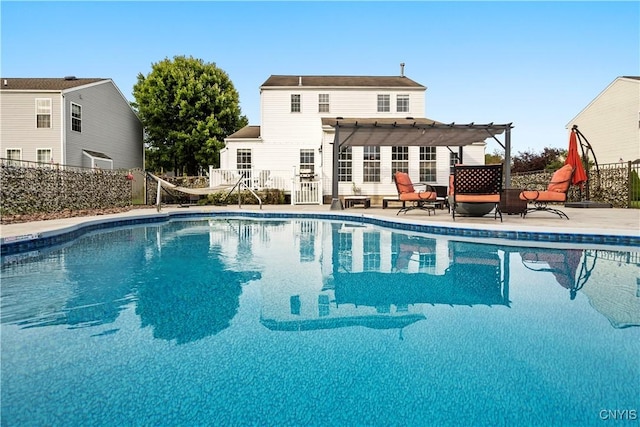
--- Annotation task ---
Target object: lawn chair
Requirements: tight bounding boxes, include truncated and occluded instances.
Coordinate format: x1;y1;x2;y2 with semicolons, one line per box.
392;171;437;215
519;164;574;219
451;164;503;222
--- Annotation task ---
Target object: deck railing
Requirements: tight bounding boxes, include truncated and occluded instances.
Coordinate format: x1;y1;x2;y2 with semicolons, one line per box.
208;167;291;191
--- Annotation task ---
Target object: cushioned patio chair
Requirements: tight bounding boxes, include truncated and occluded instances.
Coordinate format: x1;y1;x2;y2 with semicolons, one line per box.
451;164;503;222
519;164;574;219
392;171;437;215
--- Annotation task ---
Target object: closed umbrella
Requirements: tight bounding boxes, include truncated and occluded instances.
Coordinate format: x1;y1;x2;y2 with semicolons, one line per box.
565;129;588;189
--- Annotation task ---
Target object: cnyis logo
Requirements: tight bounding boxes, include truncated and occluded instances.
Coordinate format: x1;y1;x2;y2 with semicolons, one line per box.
599;409;637;421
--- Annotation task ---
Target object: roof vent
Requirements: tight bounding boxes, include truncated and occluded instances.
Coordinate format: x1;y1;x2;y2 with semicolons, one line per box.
3;79;7;86
298;76;302;86
64;76;77;81
400;63;405;77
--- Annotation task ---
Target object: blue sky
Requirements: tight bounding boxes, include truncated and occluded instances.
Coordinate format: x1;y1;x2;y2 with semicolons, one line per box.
2;1;638;154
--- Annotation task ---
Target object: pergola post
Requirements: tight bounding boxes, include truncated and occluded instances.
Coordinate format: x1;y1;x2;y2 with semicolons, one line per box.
504;126;511;188
330;126;343;210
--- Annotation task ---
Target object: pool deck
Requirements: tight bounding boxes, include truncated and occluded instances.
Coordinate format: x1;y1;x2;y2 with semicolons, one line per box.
1;204;638;245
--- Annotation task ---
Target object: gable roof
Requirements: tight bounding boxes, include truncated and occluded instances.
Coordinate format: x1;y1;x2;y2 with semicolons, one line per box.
261;75;425;89
227;125;261;139
0;77;108;91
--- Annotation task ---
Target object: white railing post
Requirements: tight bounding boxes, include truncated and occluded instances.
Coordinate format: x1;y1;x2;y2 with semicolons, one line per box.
291;166;297;205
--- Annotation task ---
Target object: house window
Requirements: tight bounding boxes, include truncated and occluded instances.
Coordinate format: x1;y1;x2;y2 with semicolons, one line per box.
449;152;459;174
418;252;436;274
71;103;82;132
392;146;409;174
397;94;409;113
237;149;252;170
338;146;352;182
377;94;390;112
338;231;353;272
6;148;21;166
300;149;315;174
363;146;380;182
318;94;330;113
37;149;52;164
363;232;381;272
291;94;301;112
419;146;436;182
36;98;51;128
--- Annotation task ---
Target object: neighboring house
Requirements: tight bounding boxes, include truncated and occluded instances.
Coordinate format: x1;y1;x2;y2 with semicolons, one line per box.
567;76;640;165
0;77;143;169
221;71;488;199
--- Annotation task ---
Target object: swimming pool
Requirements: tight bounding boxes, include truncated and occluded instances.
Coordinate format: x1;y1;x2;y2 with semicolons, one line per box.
1;217;638;426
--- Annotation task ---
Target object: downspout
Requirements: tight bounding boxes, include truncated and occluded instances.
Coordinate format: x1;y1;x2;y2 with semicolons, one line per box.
60;94;65;165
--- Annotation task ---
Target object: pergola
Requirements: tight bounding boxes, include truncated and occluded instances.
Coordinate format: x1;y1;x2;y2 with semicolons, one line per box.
321;117;513;210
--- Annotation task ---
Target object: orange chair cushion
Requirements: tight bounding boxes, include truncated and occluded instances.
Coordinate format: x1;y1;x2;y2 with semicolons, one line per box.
394;172;415;194
520;190;567;202
399;191;437;202
547;164;573;193
449;174;454;195
454;194;500;203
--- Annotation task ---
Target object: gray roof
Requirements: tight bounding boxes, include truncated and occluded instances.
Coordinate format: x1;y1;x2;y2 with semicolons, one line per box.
321;117;511;147
83;150;112;160
0;77;108;91
261;75;425;89
227;125;261;139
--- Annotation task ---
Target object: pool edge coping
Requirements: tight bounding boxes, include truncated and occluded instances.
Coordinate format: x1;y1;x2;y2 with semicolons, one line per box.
2;209;639;257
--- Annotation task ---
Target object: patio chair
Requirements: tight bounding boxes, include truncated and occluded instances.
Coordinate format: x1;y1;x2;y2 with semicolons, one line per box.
432;185;450;211
519;164;574;219
451;164;503;222
392;171;437;215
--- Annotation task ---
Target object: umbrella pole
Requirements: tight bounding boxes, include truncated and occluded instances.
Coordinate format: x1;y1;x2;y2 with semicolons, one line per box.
565;125;612;208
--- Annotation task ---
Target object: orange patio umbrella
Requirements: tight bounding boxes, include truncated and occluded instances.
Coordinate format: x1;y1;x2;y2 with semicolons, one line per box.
565;129;588;189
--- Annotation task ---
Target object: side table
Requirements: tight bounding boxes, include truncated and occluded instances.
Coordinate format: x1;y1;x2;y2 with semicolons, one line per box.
500;188;527;215
344;196;371;209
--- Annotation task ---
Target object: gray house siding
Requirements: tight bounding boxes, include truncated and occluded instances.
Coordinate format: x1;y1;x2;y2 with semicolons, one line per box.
64;81;143;169
0;92;63;163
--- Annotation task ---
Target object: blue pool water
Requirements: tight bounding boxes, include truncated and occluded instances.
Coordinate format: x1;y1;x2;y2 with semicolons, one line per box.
1;217;639;426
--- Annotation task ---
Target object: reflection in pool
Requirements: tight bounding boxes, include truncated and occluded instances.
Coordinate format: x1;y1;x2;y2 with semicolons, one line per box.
1;218;639;426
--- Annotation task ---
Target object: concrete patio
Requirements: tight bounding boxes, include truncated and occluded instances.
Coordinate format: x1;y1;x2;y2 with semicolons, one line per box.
1;204;638;245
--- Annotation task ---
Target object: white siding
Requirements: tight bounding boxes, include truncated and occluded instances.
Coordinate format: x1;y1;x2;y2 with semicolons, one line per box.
227;79;492;197
568;77;640;164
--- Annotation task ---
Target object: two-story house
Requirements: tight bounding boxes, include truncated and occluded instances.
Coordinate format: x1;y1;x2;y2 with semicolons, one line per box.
0;77;143;169
566;76;640;165
221;72;495;202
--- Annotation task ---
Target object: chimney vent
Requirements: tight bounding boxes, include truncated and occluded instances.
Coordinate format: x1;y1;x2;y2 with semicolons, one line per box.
298;76;302;86
400;63;405;77
3;79;7;86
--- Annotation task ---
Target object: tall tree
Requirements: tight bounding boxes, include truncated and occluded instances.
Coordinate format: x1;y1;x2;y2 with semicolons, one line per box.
132;56;248;175
511;147;566;173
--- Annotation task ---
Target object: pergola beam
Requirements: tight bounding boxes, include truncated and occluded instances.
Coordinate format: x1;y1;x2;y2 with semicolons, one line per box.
324;118;513;210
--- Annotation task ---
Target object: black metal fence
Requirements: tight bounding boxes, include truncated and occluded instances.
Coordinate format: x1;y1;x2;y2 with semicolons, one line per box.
512;161;640;208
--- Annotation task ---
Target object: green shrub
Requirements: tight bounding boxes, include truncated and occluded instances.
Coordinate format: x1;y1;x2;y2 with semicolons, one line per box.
199;189;286;206
630;170;640;201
